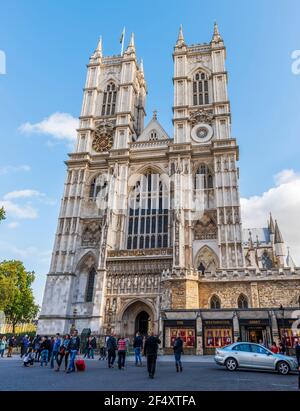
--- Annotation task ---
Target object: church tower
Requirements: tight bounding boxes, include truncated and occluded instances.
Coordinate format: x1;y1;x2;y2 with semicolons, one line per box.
38;35;147;335
172;23;244;272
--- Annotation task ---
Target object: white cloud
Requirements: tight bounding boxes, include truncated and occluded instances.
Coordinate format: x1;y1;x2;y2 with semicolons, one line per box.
19;112;78;143
7;221;19;229
0;199;38;220
241;169;300;264
3;189;44;200
0;165;31;176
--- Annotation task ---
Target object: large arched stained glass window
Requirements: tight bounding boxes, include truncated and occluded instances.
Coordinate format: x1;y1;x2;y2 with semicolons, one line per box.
127;172;169;250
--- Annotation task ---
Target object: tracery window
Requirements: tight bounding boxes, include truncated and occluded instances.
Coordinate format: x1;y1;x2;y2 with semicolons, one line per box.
210;294;221;309
195;164;214;190
127;172;169;250
193;71;210;106
237;294;249;309
89;175;108;201
85;267;96;302
101;82;117;116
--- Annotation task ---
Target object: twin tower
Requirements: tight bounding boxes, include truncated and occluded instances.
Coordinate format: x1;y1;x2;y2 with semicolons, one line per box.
38;25;299;349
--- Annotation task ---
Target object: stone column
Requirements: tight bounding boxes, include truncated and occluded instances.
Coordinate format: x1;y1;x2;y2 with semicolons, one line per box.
196;314;203;355
233;311;240;342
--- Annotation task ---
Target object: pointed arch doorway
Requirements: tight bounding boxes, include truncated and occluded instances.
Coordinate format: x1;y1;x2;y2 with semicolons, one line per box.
120;300;154;339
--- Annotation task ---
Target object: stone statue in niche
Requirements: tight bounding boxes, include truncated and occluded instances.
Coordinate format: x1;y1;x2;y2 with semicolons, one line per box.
161;287;172;310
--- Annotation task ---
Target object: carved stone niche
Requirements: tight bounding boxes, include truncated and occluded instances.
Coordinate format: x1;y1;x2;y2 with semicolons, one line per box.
81;219;102;247
189;109;214;127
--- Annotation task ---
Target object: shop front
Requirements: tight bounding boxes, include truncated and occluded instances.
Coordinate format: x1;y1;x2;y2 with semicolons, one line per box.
202;319;233;355
277;318;300;354
239;318;272;346
163;319;196;354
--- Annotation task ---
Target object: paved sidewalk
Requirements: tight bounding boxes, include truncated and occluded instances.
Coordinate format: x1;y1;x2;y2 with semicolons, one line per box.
0;355;215;363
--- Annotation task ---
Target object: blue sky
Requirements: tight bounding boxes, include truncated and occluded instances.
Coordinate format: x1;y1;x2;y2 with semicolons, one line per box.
1;0;300;304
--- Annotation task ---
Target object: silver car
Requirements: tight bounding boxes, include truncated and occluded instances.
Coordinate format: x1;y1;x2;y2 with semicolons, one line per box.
215;342;299;375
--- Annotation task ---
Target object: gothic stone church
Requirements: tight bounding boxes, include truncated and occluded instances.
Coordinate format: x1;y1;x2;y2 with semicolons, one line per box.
38;25;300;354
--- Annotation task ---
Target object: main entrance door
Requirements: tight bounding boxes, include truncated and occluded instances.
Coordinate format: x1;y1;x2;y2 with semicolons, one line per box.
120;301;154;340
135;311;150;336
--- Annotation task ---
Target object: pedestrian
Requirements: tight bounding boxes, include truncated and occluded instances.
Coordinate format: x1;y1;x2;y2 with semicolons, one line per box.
270;341;279;354
50;333;61;369
20;335;30;358
117;336;127;370
0;336;7;358
40;336;51;367
33;335;41;362
23;348;35;367
173;333;184;372
279;340;286;355
90;335;97;359
7;336;15;357
144;332;161;379
84;336;92;359
133;332;143;366
66;329;80;373
106;332;117;368
56;334;70;372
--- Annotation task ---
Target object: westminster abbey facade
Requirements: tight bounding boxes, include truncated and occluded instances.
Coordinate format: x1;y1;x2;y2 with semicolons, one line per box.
38;25;300;354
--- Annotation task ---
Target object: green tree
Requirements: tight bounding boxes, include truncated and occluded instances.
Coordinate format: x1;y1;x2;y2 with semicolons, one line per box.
0;260;39;332
0;207;5;222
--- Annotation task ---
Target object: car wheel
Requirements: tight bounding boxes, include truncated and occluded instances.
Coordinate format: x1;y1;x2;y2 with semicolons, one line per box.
225;357;238;371
277;361;290;375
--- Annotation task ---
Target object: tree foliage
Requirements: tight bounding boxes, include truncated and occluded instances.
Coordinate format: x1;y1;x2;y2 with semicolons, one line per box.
0;260;39;331
0;207;5;222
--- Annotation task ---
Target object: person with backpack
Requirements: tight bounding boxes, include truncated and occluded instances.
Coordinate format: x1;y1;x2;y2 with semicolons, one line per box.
133;332;144;366
144;332;161;379
7;336;15;358
106;333;117;368
173;333;184;372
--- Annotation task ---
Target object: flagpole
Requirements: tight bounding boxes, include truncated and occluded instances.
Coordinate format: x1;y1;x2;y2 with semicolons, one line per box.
121;27;126;55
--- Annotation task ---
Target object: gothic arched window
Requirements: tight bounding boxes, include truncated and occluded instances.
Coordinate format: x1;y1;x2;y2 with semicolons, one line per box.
195;164;214;190
193;71;210;106
237;294;249;309
210;294;221;309
127;172;169;250
85;267;96;302
101;82;117;116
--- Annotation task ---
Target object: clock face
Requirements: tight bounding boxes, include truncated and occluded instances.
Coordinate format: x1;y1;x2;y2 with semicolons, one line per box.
191;123;213;143
92;134;113;152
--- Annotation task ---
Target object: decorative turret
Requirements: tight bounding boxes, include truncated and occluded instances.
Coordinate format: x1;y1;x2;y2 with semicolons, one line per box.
175;24;186;48
211;21;223;45
286;247;296;269
274;220;287;267
268;213;275;243
125;32;135;55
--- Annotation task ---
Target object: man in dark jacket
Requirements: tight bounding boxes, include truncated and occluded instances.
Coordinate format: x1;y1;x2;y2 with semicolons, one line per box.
173;334;184;372
106;333;117;368
144;332;161;379
133;332;144;366
67;329;80;373
40;336;51;366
